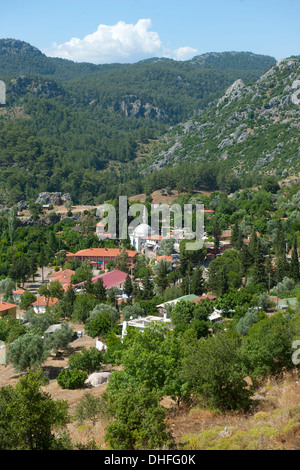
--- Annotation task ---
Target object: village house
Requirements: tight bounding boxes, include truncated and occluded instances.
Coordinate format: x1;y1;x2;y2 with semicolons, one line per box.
156;255;172;264
121;315;172;339
156;294;200;316
48;269;75;286
12;289;26;303
193;294;218;303
208;311;223;323
32;296;60;314
66;248;137;271
0;301;17;318
75;269;131;296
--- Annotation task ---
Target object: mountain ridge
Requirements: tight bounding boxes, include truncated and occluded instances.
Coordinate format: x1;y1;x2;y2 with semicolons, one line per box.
142;56;300;179
0;38;276;79
0;39;281;205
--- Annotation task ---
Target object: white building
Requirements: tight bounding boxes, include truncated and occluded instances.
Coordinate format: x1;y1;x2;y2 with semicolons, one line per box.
121;315;171;339
129;223;155;251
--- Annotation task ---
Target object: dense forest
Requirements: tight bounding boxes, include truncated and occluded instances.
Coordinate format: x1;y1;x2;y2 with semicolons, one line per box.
0;40;276;205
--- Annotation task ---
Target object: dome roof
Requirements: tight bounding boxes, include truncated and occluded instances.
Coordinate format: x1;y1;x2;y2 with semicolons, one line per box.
132;223;154;238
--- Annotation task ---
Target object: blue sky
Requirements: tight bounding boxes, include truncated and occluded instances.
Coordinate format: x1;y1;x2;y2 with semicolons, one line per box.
1;0;299;63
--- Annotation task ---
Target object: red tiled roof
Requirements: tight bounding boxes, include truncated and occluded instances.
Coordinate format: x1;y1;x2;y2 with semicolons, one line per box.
220;231;232;238
49;269;75;284
62;283;74;291
73;248;137;258
77;270;130;290
50;269;75;278
13;289;25;295
193;294;217;302
156;255;172;262
147;235;162;241
0;301;17;311
32;297;59;307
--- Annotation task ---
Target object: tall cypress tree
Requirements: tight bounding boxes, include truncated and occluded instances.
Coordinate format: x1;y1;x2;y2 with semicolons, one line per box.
94;278;107;301
265;255;275;292
240;243;252;274
252;238;267;288
290;235;300;283
141;269;154;300
212;217;221;254
273;220;286;257
39;246;46;284
248;229;258;259
231;223;243;250
155;261;169;295
275;255;289;284
123;274;133;296
190;265;205;296
218;266;229;296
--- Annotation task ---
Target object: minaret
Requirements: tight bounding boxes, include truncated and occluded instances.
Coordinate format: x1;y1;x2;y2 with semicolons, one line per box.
142;205;148;225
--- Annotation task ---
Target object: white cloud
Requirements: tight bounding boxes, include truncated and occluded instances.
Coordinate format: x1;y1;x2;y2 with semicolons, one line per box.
44;19;198;64
172;46;198;61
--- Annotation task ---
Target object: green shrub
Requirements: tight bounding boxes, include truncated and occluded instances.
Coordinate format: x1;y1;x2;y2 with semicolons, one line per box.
57;368;87;389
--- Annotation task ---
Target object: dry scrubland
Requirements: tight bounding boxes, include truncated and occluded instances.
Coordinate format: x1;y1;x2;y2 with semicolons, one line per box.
1;335;300;450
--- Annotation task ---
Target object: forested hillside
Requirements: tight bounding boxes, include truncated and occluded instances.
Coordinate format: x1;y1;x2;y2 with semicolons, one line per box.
0;40;276;205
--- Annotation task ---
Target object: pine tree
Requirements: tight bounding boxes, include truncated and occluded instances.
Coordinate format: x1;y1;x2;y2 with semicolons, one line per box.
178;248;190;277
29;253;38;282
132;280;141;299
181;259;194;295
84;278;95;295
46;231;59;264
64;284;76;306
114;248;130;273
94;278;107;301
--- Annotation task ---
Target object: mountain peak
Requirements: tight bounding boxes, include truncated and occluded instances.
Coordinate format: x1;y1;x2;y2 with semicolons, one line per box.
0;39;43;56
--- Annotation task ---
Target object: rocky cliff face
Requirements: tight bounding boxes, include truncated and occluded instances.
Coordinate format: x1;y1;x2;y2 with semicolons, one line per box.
35;192;72;205
143;56;300;177
119;94;167;121
8;76;65;100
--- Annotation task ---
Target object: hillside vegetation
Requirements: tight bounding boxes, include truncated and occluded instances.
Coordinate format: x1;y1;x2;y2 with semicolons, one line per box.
0;40;275;205
145;56;300;178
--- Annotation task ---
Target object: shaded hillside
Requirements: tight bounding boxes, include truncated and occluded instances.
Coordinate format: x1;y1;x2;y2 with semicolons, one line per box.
0;39;275;123
0;40;276;205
